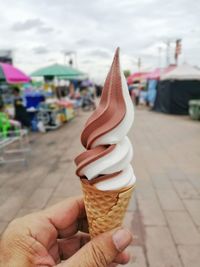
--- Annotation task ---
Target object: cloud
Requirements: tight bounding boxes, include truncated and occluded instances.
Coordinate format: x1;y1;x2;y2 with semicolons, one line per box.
33;46;49;54
0;0;199;82
11;18;54;34
80;59;94;64
86;49;111;58
75;39;94;47
37;26;54;34
11;18;44;31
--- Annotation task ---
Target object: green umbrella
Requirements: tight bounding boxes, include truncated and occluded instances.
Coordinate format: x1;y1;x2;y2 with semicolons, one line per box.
31;63;86;79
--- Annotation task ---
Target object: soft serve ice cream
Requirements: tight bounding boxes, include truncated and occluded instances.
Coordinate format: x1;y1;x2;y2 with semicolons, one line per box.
75;47;136;191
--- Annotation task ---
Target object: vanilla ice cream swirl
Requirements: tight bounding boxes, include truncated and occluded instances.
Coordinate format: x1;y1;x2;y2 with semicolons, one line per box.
75;48;136;191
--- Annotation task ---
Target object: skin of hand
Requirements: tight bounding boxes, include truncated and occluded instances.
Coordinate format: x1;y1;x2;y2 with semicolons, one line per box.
0;197;133;267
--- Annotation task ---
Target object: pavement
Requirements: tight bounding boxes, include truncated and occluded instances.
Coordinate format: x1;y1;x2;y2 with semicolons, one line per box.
0;108;200;267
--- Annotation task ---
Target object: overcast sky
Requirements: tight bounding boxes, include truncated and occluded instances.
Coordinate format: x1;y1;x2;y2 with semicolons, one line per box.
0;0;200;82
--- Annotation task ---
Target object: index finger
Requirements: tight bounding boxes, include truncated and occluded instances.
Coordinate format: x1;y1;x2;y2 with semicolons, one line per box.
44;196;86;230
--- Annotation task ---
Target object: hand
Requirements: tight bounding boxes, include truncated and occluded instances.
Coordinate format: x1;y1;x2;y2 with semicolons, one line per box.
0;196;133;266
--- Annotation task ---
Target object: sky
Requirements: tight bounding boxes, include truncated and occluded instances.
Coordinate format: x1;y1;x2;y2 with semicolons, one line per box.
0;0;200;82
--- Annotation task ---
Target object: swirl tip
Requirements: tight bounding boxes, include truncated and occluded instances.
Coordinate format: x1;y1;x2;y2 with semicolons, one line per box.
114;47;120;59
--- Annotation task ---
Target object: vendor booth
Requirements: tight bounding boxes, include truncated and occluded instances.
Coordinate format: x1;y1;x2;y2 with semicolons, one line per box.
30;63;88;130
0;64;31;164
146;66;176;107
153;64;200;115
36;99;75;130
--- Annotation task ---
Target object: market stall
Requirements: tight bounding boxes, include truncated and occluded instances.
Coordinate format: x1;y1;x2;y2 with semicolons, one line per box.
0;64;31;164
146;66;176;106
153;64;200;115
36;98;76;131
29;63;88;130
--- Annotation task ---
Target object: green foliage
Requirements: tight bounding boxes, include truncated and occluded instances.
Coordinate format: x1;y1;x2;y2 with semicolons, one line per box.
123;70;131;78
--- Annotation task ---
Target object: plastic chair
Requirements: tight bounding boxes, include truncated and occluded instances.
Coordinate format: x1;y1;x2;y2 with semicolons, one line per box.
0;112;11;138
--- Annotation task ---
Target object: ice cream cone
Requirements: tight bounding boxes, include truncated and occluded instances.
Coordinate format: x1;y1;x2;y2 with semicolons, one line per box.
81;179;135;238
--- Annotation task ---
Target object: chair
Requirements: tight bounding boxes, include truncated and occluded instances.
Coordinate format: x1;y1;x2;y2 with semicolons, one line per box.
0;128;30;165
0;112;11;138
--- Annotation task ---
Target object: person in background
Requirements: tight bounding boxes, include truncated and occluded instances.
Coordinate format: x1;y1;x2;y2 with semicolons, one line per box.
13;87;31;128
133;87;140;106
81;89;96;110
68;82;76;99
88;84;96;99
95;84;103;97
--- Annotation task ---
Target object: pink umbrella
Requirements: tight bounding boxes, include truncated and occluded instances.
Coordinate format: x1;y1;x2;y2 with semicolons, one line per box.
0;63;30;84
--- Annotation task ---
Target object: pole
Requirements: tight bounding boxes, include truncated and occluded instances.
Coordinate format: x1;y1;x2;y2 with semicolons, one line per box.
158;47;162;68
175;54;178;66
166;41;170;67
64;53;67;65
174;39;182;66
138;57;141;72
74;51;78;68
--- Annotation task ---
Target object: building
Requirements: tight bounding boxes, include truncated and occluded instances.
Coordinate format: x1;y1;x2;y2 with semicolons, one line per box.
0;50;13;64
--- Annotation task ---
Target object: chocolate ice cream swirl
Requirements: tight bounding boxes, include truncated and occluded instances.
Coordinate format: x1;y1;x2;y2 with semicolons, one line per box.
75;48;136;191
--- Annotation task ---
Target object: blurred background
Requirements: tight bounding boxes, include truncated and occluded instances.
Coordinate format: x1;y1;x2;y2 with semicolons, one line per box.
0;1;200;266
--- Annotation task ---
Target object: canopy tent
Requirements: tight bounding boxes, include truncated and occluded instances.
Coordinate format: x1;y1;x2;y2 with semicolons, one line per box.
127;66;176;84
146;66;176;80
145;68;160;80
127;72;148;84
161;64;200;80
31;63;86;80
146;66;176;106
0;63;30;84
154;64;200;115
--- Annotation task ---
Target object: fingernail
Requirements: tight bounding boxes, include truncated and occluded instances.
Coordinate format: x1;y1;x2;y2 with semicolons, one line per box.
112;228;133;251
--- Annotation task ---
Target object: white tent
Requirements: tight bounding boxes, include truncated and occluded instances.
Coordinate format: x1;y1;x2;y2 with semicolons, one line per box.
161;64;200;80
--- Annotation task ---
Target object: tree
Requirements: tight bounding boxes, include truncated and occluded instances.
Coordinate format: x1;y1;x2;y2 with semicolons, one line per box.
123;70;131;78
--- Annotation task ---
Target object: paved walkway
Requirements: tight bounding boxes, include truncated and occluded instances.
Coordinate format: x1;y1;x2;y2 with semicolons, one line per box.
0;108;200;267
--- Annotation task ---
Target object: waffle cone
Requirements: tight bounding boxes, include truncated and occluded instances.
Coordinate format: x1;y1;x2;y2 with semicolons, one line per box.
80;179;135;238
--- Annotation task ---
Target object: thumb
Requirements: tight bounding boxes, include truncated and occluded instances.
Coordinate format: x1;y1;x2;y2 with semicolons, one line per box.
60;228;132;267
